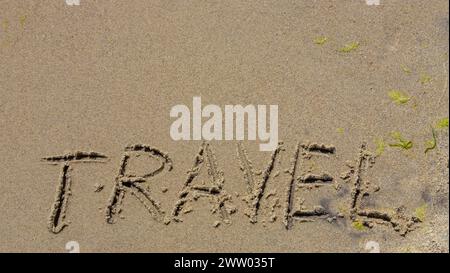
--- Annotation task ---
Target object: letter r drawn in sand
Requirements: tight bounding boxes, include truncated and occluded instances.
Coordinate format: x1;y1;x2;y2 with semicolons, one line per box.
105;144;173;225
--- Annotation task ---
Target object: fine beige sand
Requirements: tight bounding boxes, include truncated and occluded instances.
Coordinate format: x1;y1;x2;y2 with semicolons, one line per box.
0;0;448;253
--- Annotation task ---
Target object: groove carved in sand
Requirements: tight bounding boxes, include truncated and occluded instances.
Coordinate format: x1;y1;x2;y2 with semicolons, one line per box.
105;145;172;225
284;142;337;229
41;142;424;236
237;142;283;223
43;151;108;234
349;143;421;235
172;142;236;225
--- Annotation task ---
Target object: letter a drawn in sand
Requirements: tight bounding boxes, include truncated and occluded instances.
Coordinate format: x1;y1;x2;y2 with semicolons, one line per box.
172;142;236;225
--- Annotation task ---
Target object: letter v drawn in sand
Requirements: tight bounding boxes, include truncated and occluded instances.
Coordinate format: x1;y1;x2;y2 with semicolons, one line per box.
237;142;283;223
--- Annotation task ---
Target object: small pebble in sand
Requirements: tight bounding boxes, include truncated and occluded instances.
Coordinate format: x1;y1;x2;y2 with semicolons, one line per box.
213;221;221;228
340;171;352;180
182;207;193;214
269;214;277;223
327;216;337;223
162;187;168;193
163;217;171;225
94;183;104;192
345;160;355;168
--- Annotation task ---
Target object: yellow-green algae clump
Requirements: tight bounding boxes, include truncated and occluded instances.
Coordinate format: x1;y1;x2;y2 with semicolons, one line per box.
352;220;366;231
436;118;449;129
415;204;427;222
340;42;359;53
389;132;413;150
419;74;432;85
375;138;386;156
388;90;410;104
314;36;328;45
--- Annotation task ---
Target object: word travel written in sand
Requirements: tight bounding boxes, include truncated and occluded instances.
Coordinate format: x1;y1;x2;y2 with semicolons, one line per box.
42;142;421;235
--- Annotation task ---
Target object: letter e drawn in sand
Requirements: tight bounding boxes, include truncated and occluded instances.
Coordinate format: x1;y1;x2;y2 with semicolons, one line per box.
105;144;173;225
42;151;108;234
284;142;336;229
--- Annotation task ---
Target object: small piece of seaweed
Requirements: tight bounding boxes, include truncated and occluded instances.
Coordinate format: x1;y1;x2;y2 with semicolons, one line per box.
389;132;413;150
19;15;26;28
415;204;427;222
352;220;365;231
401;65;412;74
375;138;386;156
388;90;410;104
420;74;432;85
436;118;449;129
314;36;328;45
424;128;437;154
340;42;359;53
2;19;8;31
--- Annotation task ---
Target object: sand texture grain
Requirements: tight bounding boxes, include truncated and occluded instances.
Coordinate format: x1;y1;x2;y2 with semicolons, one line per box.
0;0;448;252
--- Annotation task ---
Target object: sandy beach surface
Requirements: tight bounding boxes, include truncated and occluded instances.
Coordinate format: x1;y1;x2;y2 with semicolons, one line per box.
0;0;448;252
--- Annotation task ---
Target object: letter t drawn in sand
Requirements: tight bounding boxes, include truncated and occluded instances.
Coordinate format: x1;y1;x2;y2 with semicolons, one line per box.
42;151;108;234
